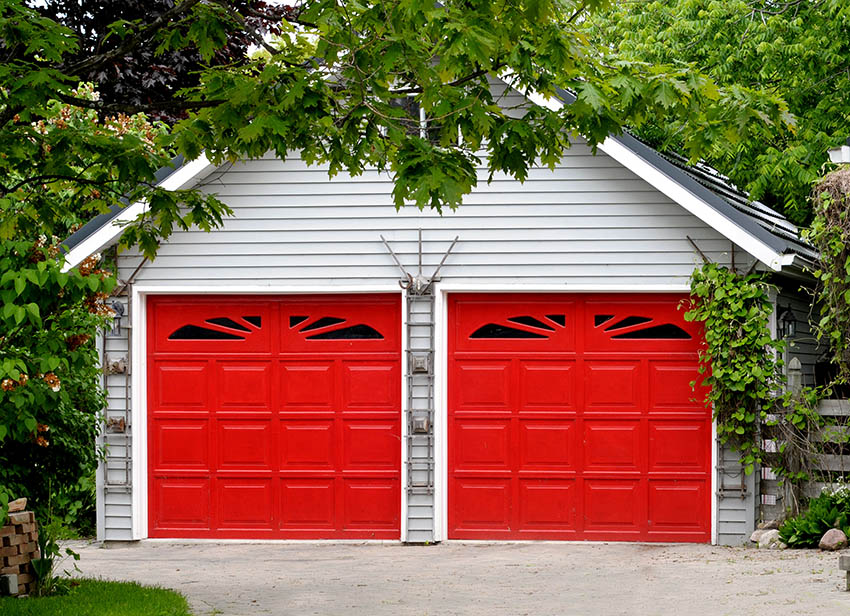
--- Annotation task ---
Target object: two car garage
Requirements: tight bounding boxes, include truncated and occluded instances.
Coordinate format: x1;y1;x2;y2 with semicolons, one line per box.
147;293;710;542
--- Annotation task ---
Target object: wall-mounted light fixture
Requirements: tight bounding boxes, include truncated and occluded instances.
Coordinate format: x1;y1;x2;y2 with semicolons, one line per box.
777;305;796;339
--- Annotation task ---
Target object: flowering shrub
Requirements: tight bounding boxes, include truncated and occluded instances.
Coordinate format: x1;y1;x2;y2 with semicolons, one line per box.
0;238;115;528
779;484;850;548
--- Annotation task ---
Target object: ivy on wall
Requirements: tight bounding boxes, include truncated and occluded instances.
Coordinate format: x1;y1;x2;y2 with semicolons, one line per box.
684;262;783;475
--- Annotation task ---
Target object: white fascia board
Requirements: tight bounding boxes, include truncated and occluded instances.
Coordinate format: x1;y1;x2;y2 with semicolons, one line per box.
62;154;216;271
498;72;789;271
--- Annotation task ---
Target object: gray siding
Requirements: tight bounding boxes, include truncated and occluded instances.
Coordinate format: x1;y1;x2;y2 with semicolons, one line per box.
777;283;820;387
103;134;755;543
716;444;757;545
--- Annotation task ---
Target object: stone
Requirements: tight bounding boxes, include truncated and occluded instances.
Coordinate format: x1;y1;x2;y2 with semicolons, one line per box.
758;529;786;549
750;529;766;543
6;499;26;513
7;512;33;525
819;528;848;551
758;519;781;530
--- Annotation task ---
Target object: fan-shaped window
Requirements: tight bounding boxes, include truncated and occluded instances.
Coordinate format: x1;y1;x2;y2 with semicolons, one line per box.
604;316;652;331
169;325;245;340
546;314;566;327
470;323;548;339
594;315;614;327
289;316;307;328
507;316;555;331
205;317;250;332
306;324;383;340
244;316;262;328
300;317;346;332
611;324;691;340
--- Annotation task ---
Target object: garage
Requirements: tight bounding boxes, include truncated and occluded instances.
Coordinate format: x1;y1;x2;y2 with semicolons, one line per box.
147;294;401;539
448;293;710;542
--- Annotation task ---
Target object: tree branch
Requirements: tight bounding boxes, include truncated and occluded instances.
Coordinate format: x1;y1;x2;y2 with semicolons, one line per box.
56;93;225;115
60;0;203;77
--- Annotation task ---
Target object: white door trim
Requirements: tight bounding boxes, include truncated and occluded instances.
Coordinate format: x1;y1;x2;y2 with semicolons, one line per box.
129;284;405;540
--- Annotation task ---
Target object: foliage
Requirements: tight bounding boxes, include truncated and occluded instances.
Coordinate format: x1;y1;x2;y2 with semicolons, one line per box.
585;0;850;223
172;0;794;213
779;484;850;548
30;515;80;597
0;579;193;615
33;0;289;123
684;262;783;474
805;169;850;380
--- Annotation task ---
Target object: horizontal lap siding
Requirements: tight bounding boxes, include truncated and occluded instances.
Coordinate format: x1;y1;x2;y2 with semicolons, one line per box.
120;145;739;288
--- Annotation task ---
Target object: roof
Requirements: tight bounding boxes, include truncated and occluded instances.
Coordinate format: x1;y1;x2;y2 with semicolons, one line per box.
62;76;814;272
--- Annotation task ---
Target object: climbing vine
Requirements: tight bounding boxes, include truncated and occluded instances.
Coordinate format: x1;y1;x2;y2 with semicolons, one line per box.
684;262;783;474
805;168;850;383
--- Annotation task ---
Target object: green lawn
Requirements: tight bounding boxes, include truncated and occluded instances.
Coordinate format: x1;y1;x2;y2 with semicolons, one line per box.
0;579;193;616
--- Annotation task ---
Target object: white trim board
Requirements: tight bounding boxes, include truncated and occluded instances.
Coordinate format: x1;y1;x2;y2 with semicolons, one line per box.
63;154;217;271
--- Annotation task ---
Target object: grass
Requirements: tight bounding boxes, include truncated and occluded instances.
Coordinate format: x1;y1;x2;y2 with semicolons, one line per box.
0;579;193;616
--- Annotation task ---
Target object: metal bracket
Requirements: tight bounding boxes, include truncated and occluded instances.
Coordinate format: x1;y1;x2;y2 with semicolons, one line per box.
381;229;459;295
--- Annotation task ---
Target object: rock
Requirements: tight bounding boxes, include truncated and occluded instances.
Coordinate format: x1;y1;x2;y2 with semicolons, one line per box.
758;529;786;549
7;498;26;513
750;529;767;543
819;528;848;551
758;519;780;530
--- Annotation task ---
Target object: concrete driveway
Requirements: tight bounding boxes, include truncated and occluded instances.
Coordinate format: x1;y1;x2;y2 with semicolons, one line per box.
70;541;849;615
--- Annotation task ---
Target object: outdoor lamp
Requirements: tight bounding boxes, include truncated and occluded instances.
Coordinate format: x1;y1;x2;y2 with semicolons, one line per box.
777;306;796;339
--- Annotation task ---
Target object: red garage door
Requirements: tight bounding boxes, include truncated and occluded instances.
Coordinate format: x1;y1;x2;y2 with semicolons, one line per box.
147;294;401;539
448;294;710;542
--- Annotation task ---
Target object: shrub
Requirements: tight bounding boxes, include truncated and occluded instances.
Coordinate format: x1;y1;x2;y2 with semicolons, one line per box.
779;484;850;548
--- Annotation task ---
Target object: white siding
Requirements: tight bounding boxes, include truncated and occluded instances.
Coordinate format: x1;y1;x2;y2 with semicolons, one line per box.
119;145;741;288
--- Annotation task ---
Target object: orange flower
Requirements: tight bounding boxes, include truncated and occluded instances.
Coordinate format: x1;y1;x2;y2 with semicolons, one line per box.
1;378;15;392
43;372;60;392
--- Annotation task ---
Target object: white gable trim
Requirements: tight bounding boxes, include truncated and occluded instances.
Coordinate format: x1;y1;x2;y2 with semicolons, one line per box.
62;154;216;271
500;72;790;271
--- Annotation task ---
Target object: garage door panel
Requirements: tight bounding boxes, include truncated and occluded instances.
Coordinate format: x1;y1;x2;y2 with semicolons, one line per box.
584;362;641;412
217;421;273;469
153;300;273;353
648;421;708;473
648;481;708;534
649;362;705;412
584;421;642;471
153;420;209;469
342;361;399;411
518;480;577;530
280;479;335;529
343;480;399;530
519;421;576;470
584;301;699;352
343;421;400;469
218;362;272;411
453;361;512;411
452;480;512;530
280;361;335;411
453;421;510;469
518;361;576;411
280;421;334;469
217;479;274;528
584;480;643;531
154;362;209;411
149;294;401;540
152;478;211;530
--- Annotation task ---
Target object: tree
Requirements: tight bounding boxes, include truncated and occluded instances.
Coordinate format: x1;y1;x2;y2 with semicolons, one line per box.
584;0;850;224
33;0;288;123
0;0;794;525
